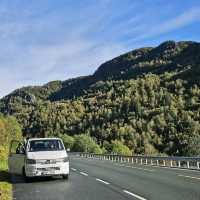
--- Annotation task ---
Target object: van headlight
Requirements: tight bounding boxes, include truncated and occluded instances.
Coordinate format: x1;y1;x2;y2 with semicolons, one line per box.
56;157;69;163
26;159;36;164
63;157;69;162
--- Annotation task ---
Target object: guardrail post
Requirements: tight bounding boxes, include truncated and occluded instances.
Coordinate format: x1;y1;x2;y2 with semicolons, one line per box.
163;160;166;167
145;159;148;165
132;157;134;163
136;158;138;164
141;158;143;164
197;161;200;169
151;159;153;165
157;160;159;166
170;160;173;167
178;161;181;168
187;161;190;169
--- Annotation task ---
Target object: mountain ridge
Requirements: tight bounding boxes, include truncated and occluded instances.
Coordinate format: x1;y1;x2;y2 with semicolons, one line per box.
1;40;200;103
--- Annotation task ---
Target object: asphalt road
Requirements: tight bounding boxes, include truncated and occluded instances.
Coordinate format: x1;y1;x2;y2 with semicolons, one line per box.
13;155;200;200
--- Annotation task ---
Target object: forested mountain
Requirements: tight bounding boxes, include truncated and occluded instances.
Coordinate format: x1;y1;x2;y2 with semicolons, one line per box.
1;40;200;156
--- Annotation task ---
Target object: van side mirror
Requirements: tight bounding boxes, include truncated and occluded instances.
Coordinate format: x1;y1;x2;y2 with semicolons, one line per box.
16;146;25;154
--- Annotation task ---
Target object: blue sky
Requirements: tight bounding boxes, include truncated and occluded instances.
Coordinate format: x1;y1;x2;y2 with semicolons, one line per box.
0;0;200;97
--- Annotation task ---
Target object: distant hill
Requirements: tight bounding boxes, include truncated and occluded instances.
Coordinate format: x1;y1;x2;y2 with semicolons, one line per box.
1;40;200;156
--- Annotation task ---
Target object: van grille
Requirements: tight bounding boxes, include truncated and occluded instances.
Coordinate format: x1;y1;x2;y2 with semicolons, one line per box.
37;167;60;171
36;159;57;164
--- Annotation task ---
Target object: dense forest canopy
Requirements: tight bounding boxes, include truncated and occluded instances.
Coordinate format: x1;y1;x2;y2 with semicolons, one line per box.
0;40;200;156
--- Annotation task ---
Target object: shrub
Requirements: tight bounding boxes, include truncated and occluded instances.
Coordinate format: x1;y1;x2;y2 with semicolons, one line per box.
72;134;102;154
111;140;132;155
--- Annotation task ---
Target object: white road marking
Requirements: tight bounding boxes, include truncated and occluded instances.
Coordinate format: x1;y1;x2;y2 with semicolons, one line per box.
80;172;88;176
131;166;154;172
95;178;110;185
71;168;77;171
115;163;154;172
115;164;125;167
178;174;200;180
123;190;147;200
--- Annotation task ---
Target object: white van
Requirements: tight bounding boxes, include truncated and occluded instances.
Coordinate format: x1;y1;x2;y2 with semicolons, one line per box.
8;138;69;181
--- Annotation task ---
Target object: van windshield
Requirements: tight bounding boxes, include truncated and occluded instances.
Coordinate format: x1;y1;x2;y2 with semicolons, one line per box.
28;139;64;152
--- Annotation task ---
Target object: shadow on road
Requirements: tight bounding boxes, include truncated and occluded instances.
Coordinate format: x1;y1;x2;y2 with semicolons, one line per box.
0;169;66;184
0;170;11;183
11;174;64;184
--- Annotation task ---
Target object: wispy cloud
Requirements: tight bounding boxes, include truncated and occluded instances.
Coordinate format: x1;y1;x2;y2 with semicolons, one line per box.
0;1;128;97
127;7;200;43
0;0;199;97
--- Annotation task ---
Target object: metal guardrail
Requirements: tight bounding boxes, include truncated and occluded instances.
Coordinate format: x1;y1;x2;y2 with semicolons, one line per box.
71;152;200;170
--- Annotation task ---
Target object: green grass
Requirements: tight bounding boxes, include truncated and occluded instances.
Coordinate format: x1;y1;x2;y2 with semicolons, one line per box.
0;157;12;200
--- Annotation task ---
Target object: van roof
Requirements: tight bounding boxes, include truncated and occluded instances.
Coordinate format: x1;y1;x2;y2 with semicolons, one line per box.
28;138;62;141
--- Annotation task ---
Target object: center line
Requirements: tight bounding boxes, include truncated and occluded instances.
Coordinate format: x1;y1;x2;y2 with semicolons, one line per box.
95;178;110;185
178;174;200;180
80;172;88;176
123;190;147;200
71;168;77;171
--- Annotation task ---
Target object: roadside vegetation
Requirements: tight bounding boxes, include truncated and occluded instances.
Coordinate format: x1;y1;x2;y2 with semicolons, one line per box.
0;114;22;200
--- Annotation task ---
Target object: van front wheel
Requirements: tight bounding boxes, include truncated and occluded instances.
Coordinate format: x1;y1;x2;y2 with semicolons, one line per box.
63;174;69;180
23;167;31;183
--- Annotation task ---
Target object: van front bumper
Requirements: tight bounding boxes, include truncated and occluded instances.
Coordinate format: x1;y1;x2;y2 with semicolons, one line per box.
25;162;69;177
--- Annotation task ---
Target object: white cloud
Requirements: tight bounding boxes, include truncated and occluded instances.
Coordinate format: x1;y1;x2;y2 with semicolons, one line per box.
0;34;126;97
127;7;200;43
0;1;129;97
